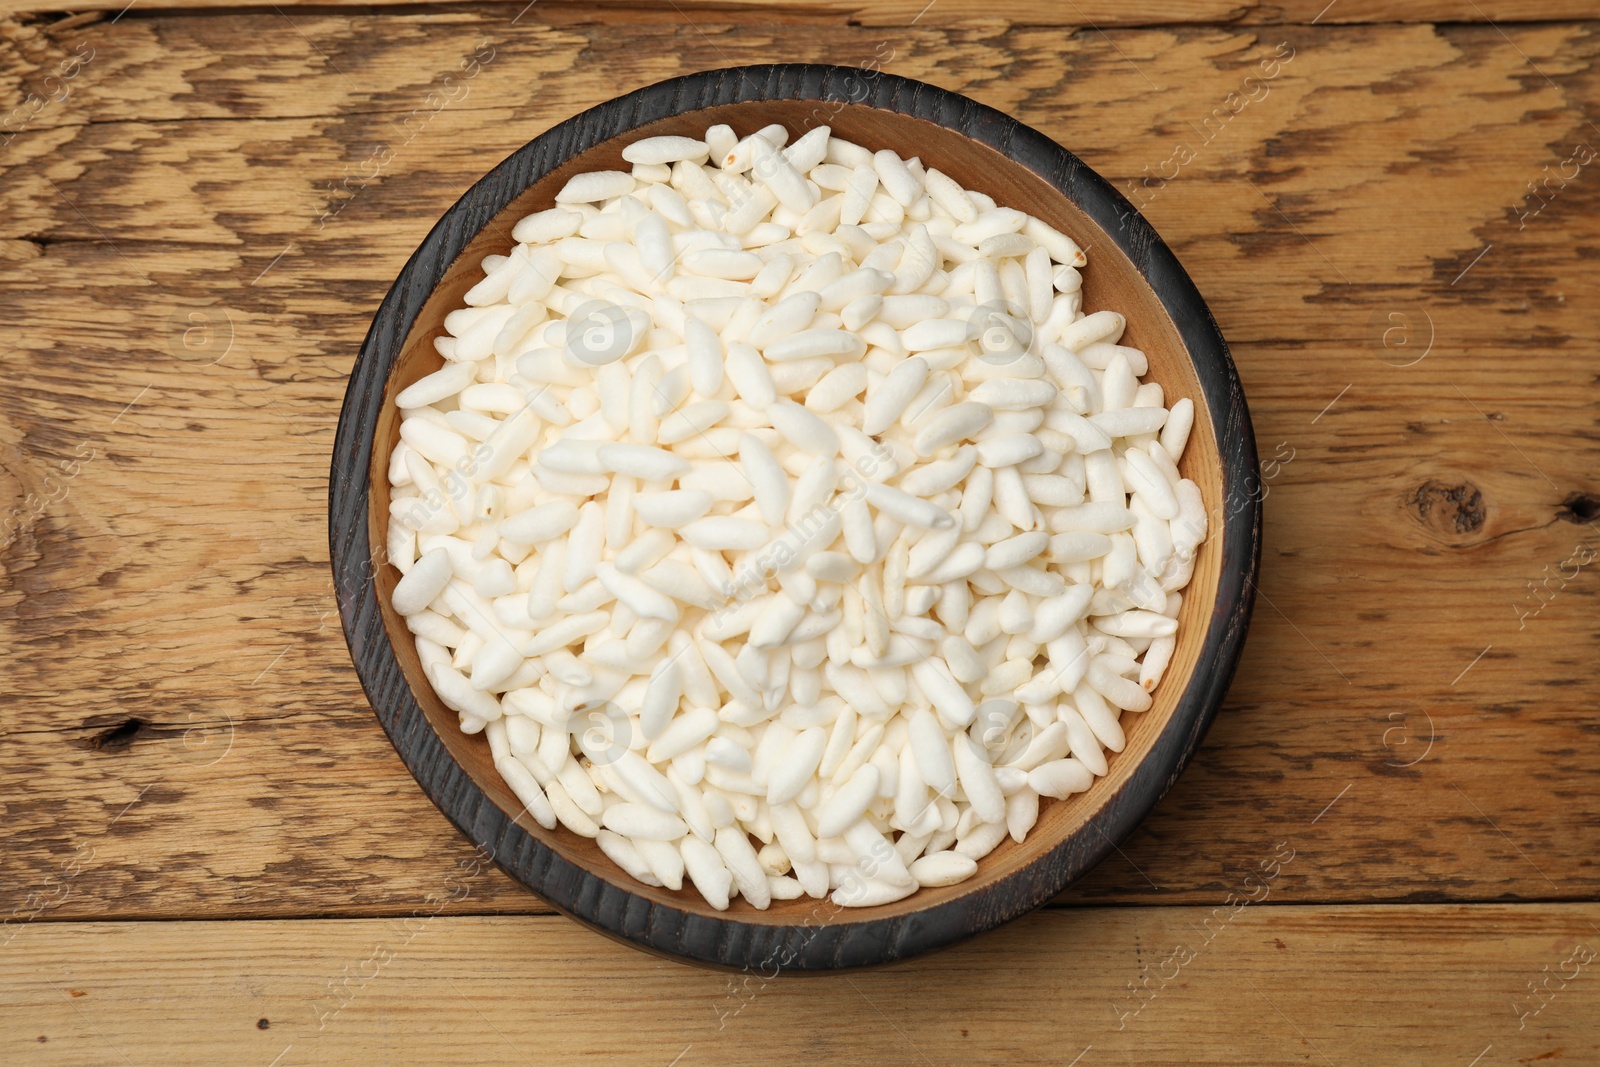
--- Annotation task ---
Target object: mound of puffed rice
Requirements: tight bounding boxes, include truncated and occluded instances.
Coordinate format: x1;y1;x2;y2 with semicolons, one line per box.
385;122;1206;909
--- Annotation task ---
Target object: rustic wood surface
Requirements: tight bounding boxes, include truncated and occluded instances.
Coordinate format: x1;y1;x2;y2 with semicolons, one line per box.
1;0;1596;1056
8;0;1600;26
5;907;1600;1065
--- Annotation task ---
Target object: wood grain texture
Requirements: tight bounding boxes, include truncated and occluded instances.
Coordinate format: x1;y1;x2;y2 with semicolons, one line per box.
4;907;1599;1064
5;0;1598;25
0;7;1597;930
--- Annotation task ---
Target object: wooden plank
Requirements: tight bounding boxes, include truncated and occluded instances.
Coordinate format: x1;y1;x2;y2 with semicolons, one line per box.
0;11;1597;921
3;0;1597;26
3;907;1598;1063
4;16;1598;249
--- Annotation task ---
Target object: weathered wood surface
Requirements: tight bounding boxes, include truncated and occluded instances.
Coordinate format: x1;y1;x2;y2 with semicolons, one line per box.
4;906;1599;1064
0;6;1597;931
5;0;1598;25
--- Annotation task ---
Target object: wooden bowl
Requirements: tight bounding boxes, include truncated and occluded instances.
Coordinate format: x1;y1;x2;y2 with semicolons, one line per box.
330;65;1260;971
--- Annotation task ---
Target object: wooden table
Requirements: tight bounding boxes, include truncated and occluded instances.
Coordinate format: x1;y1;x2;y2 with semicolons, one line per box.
3;0;1597;1062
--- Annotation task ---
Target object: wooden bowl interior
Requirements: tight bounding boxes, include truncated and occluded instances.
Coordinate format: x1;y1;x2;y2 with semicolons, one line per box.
368;101;1222;922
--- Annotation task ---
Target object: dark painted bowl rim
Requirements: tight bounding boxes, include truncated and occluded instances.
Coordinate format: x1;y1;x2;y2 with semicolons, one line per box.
330;63;1261;972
